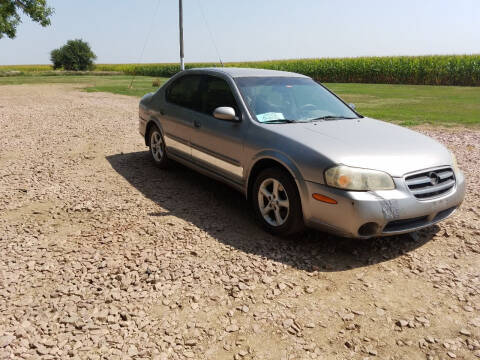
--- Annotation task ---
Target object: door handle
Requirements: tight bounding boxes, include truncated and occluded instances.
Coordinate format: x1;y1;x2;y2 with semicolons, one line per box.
194;120;201;128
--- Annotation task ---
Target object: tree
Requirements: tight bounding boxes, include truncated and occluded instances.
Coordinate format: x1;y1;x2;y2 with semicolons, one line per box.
0;0;54;39
49;48;62;69
50;39;97;71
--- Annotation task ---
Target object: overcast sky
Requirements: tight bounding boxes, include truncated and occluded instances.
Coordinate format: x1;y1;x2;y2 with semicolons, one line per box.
1;0;479;65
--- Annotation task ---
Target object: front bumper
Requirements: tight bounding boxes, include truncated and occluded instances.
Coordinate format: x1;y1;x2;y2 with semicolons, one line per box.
302;171;465;238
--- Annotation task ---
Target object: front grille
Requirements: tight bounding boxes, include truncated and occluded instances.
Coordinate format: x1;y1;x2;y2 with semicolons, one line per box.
383;216;428;232
405;167;455;199
383;207;457;233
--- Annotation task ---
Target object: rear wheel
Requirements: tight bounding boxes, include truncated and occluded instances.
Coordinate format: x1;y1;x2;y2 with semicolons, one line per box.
149;125;168;168
252;167;304;236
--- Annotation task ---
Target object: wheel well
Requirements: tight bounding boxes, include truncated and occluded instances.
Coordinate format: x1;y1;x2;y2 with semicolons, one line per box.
145;121;156;146
247;159;297;201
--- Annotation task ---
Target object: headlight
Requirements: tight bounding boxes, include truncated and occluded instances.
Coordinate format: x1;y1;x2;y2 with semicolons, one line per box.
451;152;459;173
325;165;395;191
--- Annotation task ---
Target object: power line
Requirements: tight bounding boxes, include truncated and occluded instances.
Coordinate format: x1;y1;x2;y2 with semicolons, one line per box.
196;0;224;67
129;0;162;89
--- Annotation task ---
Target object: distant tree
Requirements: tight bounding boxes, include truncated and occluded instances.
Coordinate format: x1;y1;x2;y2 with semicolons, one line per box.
0;0;54;39
50;48;62;69
50;39;97;71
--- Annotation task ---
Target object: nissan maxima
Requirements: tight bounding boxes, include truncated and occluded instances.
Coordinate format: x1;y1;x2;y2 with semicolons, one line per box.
138;68;465;238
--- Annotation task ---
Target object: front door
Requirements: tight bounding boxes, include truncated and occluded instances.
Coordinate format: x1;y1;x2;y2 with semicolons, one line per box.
190;75;246;184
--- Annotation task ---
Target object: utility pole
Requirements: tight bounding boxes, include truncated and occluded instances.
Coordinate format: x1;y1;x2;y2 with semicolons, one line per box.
179;0;185;71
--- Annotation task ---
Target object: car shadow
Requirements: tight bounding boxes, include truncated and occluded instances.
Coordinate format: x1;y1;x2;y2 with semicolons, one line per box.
106;151;439;272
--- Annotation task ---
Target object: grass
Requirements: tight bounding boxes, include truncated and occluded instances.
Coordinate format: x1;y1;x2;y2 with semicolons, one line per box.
84;76;168;97
1;74;479;126
0;75;168;98
326;83;480;126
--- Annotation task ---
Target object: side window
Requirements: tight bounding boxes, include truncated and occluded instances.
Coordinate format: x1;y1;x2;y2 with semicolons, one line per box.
166;75;202;111
202;76;239;116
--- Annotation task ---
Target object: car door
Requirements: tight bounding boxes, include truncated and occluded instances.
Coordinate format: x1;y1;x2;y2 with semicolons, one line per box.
190;75;245;184
161;74;203;161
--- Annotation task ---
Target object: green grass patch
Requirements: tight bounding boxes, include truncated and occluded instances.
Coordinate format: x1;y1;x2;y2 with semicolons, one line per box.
326;83;480;126
1;75;479;126
84;76;168;97
0;75;168;98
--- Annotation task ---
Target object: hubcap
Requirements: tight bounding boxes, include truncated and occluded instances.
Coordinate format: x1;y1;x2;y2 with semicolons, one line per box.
150;131;164;162
257;178;290;227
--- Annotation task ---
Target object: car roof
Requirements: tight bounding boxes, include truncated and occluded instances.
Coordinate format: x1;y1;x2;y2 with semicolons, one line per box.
185;67;310;79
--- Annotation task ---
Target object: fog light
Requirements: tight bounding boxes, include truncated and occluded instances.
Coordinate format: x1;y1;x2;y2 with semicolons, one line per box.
312;193;337;204
358;222;379;237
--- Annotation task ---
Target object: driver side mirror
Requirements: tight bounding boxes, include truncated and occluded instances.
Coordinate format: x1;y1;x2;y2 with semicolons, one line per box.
213;107;240;122
348;103;356;110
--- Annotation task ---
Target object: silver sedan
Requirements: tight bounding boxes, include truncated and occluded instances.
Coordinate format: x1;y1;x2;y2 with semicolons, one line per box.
138;68;465;238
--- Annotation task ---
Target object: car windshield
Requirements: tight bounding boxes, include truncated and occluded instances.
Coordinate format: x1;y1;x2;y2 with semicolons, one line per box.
234;77;360;123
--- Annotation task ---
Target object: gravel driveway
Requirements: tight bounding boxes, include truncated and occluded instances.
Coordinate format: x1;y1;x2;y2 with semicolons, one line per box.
0;84;479;360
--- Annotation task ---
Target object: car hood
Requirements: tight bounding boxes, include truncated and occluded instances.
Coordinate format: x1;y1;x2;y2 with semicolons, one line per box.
269;117;453;177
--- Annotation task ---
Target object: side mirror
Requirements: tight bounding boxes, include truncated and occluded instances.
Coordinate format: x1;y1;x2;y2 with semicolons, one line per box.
348;103;356;110
213;107;240;122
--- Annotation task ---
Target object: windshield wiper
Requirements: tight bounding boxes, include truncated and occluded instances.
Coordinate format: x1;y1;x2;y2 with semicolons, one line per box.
261;119;297;124
309;115;356;121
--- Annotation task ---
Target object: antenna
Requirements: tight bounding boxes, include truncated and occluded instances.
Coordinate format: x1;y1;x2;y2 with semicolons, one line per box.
179;0;185;70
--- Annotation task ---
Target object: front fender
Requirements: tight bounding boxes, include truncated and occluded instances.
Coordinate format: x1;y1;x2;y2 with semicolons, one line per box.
246;150;313;221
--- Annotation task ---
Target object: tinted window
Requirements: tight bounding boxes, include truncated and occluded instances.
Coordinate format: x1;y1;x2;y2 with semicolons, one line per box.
201;76;239;116
166;75;202;111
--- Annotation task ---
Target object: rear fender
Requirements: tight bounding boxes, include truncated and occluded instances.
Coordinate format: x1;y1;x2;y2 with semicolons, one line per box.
144;117;165;146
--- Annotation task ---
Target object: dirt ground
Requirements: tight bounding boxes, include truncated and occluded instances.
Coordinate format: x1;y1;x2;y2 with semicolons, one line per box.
0;84;479;360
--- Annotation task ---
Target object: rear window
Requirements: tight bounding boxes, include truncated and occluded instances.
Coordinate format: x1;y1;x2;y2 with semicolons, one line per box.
166;75;202;112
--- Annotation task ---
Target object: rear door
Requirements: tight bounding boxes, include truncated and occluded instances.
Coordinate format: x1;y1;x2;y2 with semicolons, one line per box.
162;74;203;161
190;75;246;184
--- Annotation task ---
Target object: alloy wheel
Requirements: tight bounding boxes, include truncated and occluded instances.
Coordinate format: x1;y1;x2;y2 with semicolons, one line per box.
150;130;164;162
257;178;290;227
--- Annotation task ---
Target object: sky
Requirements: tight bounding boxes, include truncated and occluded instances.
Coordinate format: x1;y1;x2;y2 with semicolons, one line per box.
0;0;479;65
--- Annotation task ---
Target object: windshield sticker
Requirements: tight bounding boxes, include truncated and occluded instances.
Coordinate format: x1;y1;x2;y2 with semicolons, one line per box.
256;112;285;123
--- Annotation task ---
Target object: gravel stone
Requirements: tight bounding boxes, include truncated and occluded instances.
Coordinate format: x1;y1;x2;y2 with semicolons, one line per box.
0;335;15;348
470;318;480;328
0;84;479;360
396;320;409;327
225;324;239;333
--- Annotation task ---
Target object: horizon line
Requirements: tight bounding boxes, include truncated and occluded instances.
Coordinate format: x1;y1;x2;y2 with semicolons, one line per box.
1;53;479;67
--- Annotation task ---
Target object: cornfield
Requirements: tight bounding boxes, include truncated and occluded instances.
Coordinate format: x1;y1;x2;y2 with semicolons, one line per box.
0;64;52;72
95;55;480;86
3;55;480;86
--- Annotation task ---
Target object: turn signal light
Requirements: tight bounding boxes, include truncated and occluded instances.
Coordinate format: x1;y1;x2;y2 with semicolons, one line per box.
312;193;337;204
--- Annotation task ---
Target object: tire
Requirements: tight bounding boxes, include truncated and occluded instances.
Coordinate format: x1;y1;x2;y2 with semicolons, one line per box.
252;167;304;236
148;125;168;168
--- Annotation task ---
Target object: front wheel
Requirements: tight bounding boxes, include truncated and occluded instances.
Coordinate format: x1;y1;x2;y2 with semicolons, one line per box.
149;125;168;168
252;167;304;236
